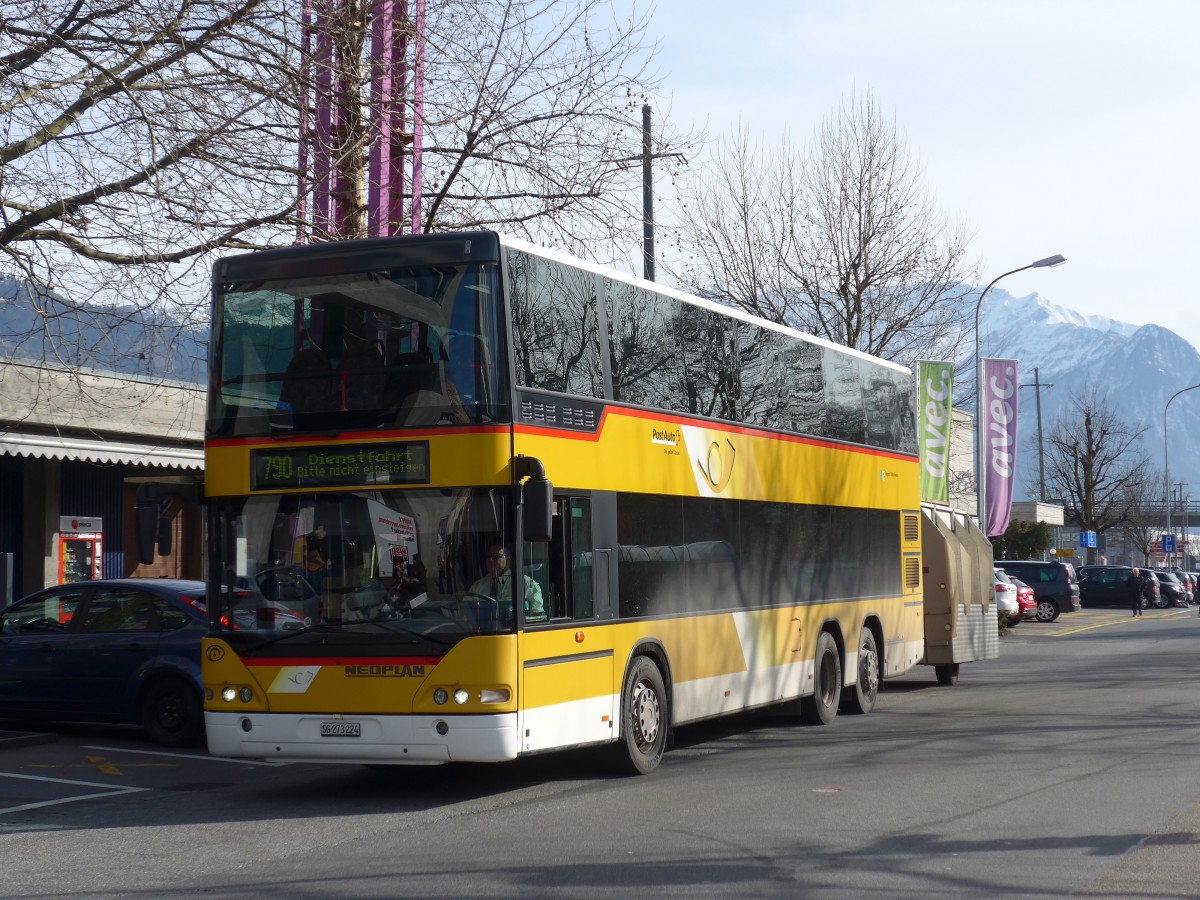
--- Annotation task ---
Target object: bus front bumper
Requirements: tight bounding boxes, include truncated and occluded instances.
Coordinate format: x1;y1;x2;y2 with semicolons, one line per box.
205;710;520;765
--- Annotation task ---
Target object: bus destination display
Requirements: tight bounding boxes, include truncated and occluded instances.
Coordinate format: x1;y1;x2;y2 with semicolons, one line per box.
251;442;430;490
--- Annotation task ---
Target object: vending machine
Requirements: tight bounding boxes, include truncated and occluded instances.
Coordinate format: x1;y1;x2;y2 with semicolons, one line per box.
59;516;104;583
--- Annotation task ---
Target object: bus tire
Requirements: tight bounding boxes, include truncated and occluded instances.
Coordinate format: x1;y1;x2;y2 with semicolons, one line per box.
142;678;204;747
800;631;841;725
935;663;960;686
843;627;879;714
614;656;668;775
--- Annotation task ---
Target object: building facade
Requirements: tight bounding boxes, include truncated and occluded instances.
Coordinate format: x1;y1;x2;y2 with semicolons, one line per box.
0;361;203;604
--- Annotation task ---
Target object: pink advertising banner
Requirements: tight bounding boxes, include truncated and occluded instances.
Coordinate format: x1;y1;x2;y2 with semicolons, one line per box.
981;358;1020;537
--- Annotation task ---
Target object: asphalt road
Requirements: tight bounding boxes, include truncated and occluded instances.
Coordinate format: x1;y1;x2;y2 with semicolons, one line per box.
1;605;1198;899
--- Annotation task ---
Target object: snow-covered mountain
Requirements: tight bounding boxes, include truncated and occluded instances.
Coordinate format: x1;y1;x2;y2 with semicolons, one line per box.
965;288;1200;502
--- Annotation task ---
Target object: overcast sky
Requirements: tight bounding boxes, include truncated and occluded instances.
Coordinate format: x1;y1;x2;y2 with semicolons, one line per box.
628;0;1200;347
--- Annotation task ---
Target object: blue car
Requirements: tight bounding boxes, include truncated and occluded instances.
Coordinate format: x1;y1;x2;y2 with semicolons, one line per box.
0;578;208;745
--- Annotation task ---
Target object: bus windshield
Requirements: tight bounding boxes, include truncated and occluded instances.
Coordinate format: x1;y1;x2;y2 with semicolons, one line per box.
211;259;507;437
209;487;533;650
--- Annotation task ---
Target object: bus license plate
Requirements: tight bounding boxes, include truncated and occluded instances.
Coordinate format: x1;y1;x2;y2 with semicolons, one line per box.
320;721;361;737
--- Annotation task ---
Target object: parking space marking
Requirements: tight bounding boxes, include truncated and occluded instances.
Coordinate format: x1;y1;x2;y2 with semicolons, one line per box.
82;745;289;766
0;772;147;816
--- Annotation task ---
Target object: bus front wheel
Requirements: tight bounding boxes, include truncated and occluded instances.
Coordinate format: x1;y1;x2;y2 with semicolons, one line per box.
800;631;841;725
615;656;668;775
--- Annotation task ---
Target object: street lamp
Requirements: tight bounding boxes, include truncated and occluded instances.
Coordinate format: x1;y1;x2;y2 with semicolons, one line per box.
1164;383;1200;564
974;254;1066;530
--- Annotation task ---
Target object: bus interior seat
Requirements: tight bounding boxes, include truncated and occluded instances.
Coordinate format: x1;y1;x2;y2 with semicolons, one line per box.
280;345;336;413
387;348;439;402
340;337;387;409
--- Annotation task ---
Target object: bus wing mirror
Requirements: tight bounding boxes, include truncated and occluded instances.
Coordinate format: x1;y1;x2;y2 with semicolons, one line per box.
516;456;553;542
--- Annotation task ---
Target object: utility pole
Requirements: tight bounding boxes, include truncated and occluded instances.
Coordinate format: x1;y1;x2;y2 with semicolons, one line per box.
614;105;686;285
1019;367;1053;501
642;103;654;282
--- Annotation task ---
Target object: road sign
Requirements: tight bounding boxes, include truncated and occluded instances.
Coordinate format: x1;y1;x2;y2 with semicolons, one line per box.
1079;531;1096;548
1163;534;1177;553
1056;547;1076;558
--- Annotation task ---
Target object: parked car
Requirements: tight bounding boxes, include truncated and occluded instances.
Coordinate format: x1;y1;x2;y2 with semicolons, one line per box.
1141;570;1163;607
1186;573;1200;604
994;560;1080;622
1172;570;1195;604
1009;576;1039;622
1077;565;1146;609
993;568;1021;626
0;578;208;746
1149;569;1188;608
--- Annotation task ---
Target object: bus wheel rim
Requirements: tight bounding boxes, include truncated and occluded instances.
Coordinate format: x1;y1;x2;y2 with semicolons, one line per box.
631;680;660;748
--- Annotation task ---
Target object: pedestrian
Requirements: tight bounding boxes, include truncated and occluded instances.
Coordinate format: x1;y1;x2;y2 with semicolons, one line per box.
1127;567;1144;617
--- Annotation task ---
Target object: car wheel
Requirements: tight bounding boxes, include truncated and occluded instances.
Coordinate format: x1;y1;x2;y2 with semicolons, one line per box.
1035;599;1059;623
1155;594;1169;609
142;678;204;747
801;632;842;724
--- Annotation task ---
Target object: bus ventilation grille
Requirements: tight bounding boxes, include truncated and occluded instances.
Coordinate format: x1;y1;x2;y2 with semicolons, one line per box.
903;515;919;543
904;556;921;588
521;400;598;430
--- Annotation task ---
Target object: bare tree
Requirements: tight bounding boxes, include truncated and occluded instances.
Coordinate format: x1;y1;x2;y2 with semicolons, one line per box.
673;90;974;366
0;0;683;375
1;0;301;375
1045;387;1150;543
1117;474;1163;566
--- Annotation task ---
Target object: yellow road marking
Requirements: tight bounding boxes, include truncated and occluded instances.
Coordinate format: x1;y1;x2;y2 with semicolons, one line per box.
1051;610;1192;636
29;755;176;777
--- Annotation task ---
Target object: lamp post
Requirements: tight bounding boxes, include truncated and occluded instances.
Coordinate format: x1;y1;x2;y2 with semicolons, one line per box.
974;254;1066;530
1164;383;1200;564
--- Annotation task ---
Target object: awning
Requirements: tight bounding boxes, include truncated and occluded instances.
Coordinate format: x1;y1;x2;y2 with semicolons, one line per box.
0;431;203;470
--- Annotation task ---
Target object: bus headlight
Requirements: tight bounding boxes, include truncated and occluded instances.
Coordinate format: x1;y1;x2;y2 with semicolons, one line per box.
222;687;237;702
433;688;449;705
479;689;510;704
239;687;254;703
453;689;470;705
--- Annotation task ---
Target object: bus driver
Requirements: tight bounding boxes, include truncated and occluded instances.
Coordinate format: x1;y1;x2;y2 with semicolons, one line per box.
469;545;545;620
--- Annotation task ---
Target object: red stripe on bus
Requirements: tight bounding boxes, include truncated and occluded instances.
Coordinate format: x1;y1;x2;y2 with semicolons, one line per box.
515;405;917;463
243;656;443;667
207;425;509;448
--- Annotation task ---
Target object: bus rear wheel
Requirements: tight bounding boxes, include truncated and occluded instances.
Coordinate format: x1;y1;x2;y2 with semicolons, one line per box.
614;656;667;775
800;631;841;725
935;663;960;686
843;627;879;715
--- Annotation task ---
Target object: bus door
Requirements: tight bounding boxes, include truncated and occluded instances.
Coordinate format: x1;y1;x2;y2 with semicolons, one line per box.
519;495;616;753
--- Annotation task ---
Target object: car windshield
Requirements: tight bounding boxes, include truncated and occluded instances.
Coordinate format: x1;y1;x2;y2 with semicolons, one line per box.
209;487;533;653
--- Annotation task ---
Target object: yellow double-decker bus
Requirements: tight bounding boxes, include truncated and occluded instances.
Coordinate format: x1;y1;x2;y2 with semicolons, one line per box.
199;231;925;774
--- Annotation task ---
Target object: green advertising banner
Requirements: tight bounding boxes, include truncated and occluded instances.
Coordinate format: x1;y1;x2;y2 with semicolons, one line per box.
918;361;954;503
